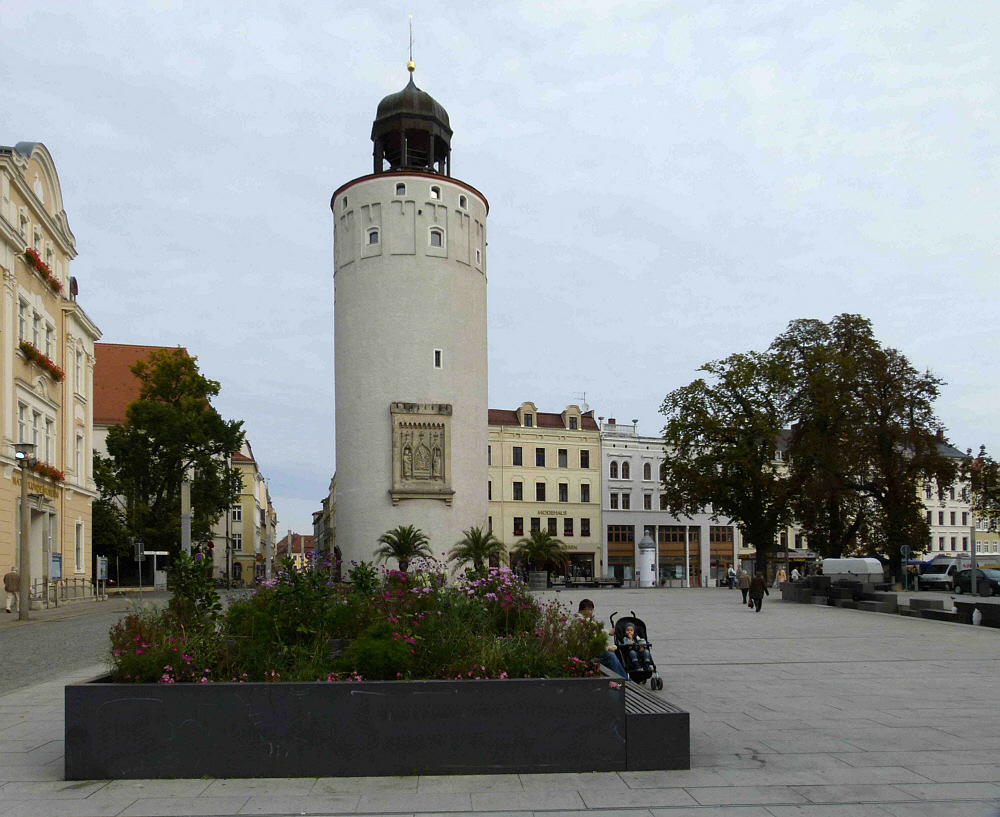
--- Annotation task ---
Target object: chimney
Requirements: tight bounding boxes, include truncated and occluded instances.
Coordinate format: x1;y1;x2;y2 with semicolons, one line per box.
936;429;944;442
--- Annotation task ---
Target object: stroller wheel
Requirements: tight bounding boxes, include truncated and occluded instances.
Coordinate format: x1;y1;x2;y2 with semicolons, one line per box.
652;677;663;691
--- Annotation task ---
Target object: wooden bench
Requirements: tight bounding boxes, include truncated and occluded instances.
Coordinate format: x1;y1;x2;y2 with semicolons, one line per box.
623;680;690;770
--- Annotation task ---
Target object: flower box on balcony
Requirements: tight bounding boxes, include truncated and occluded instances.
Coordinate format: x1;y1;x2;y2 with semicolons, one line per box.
18;340;66;382
23;247;63;295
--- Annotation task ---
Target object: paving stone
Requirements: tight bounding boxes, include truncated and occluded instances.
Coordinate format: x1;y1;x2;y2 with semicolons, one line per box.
579;787;700;809
517;772;628;790
788;783;919;803
310;775;418;794
416;774;523;793
906;764;1000;783
686;785;810;806
357;791;473;813
471;789;586;811
0;797;138;817
765;806;895;817
649;809;773;817
202;778;315;796
118;796;249;816
99;779;212;797
237;793;362;814
891;781;1000;800
0;780;109;799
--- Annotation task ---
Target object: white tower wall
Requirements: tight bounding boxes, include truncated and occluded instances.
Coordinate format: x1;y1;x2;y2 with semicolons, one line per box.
333;171;488;566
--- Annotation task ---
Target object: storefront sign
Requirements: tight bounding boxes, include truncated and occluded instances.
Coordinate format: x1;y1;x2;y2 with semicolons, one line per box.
539;510;567;516
11;474;58;499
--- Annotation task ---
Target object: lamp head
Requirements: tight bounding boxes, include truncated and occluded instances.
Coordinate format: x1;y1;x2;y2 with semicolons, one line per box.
13;442;35;462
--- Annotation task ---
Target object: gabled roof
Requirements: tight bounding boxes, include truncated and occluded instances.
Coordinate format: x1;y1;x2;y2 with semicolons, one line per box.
94;343;187;426
488;408;599;431
276;533;314;556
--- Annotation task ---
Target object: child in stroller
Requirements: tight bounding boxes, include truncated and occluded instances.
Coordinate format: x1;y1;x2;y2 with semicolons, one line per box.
611;611;664;690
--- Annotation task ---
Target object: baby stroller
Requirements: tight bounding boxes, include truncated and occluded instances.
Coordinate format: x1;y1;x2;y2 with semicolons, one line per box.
610;610;663;690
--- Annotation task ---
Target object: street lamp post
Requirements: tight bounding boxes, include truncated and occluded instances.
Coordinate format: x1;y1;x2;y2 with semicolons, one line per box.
14;442;36;622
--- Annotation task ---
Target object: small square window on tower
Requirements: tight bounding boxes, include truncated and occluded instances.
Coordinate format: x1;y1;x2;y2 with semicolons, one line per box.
395;183;406;196
459;195;468;209
430;185;441;200
429;228;444;248
433;349;442;369
367;228;379;245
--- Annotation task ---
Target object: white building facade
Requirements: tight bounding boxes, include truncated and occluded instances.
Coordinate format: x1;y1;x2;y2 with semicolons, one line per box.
601;419;742;587
333;66;489;565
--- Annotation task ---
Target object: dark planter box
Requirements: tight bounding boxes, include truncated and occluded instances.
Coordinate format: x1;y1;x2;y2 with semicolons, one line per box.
66;674;688;779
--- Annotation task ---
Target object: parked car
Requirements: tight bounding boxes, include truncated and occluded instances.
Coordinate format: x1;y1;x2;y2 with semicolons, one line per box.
953;568;1000;597
918;560;960;591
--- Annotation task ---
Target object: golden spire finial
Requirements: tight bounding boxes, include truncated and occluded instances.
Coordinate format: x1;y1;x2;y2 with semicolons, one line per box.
407;15;415;72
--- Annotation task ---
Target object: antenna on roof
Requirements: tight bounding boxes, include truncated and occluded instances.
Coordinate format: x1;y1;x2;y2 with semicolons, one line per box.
407;14;415;72
574;392;590;413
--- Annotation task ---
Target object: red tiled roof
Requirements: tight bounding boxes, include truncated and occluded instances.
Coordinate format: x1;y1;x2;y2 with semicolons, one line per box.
276;534;314;556
231;451;254;463
488;408;599;431
93;343;187;426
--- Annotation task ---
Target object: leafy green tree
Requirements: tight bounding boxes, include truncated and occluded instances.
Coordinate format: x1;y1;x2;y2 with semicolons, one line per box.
966;446;1000;533
448;526;505;575
511;530;573;573
374;525;432;573
773;315;956;564
98;348;244;557
660;352;793;574
91;454;132;561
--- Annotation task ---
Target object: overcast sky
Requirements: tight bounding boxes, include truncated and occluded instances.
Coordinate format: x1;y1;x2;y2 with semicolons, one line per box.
5;1;998;535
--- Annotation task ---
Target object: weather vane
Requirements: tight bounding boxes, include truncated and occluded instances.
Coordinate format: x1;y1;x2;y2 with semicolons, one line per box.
407;14;415;72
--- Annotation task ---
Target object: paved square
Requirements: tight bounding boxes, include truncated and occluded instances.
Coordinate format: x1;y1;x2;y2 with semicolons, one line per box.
1;587;998;816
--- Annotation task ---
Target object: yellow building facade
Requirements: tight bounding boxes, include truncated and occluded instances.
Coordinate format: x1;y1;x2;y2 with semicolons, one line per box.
1;142;100;601
488;403;602;578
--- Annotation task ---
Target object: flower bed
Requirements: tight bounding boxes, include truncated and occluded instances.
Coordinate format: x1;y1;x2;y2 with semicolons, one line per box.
18;340;65;381
23;247;63;294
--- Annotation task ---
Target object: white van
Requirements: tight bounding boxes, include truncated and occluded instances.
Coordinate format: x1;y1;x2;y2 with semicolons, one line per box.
919;556;972;591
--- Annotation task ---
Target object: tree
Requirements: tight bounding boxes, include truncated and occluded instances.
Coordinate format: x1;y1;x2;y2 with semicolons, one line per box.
448;526;505;575
660;352;792;574
511;530;574;573
91;453;132;561
965;445;1000;532
98;348;244;557
773;315;957;565
374;525;432;573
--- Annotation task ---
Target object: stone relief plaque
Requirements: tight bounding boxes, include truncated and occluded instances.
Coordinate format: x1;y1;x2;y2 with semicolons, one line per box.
390;402;454;505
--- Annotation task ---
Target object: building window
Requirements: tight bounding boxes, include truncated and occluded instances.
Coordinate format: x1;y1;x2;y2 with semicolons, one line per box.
434;349;442;369
341;196;347;209
488;516;492;532
31;410;41;448
535;447;545;466
524;413;533;427
659;494;668;511
950;512;956;525
939;511;944;525
45;325;54;358
622;462;631;480
75;523;84;572
558;449;568;468
367;228;379;245
18;300;28;341
643;463;652;481
621;492;631;510
459;195;467;209
17;404;27;443
395;183;406;196
547;518;557;535
950;537;956;551
580;484;590;503
939;536;945;550
45;419;55;462
487;444;491;465
530;517;540;534
926;511;932;524
430;185;441;200
610;461;618;479
643;494;652;510
558;483;568;503
487;480;492;500
74;432;82;475
962;512;968;526
569;417;578;430
581;518;591;537
233;533;243;552
610;493;618;509
962;536;968;549
475;248;482;265
950;487;955;500
512;446;523;466
513;517;523;536
232;506;242;522
564;518;574;537
32;313;41;347
961;487;968;500
513;481;523;501
429;228;443;247
535;482;546;502
924;484;932;498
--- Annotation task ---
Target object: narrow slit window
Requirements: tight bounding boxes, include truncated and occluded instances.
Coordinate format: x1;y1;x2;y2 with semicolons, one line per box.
475;248;482;264
459;195;468;209
341;196;348;209
434;349;442;369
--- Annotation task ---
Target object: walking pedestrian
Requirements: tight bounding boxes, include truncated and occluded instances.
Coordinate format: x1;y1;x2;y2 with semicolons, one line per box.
774;567;787;588
727;564;736;589
737;568;750;604
4;566;19;614
748;574;769;612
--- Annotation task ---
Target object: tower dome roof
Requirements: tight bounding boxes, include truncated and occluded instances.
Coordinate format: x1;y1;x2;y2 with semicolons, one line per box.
374;75;451;132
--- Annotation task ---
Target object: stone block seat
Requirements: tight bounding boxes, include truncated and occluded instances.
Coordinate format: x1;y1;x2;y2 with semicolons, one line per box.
623;678;690;770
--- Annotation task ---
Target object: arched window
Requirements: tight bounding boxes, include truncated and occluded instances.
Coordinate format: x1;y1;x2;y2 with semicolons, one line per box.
621;461;630;480
609;461;618;479
367;228;379;245
395;183;406;196
459;195;468;209
430;185;441;200
643;463;652;481
429;228;444;248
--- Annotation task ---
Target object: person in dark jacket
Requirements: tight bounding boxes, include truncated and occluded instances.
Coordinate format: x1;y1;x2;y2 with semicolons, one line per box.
748;574;769;612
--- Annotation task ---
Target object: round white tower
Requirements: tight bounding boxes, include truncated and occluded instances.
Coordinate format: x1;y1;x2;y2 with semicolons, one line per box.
332;66;489;569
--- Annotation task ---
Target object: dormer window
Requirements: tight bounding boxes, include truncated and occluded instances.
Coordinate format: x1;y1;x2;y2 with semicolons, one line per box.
524;413;533;427
569;417;578;430
395;183;406;196
429;228;444;248
430;185;441;200
367;228;379;245
459;195;468;209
